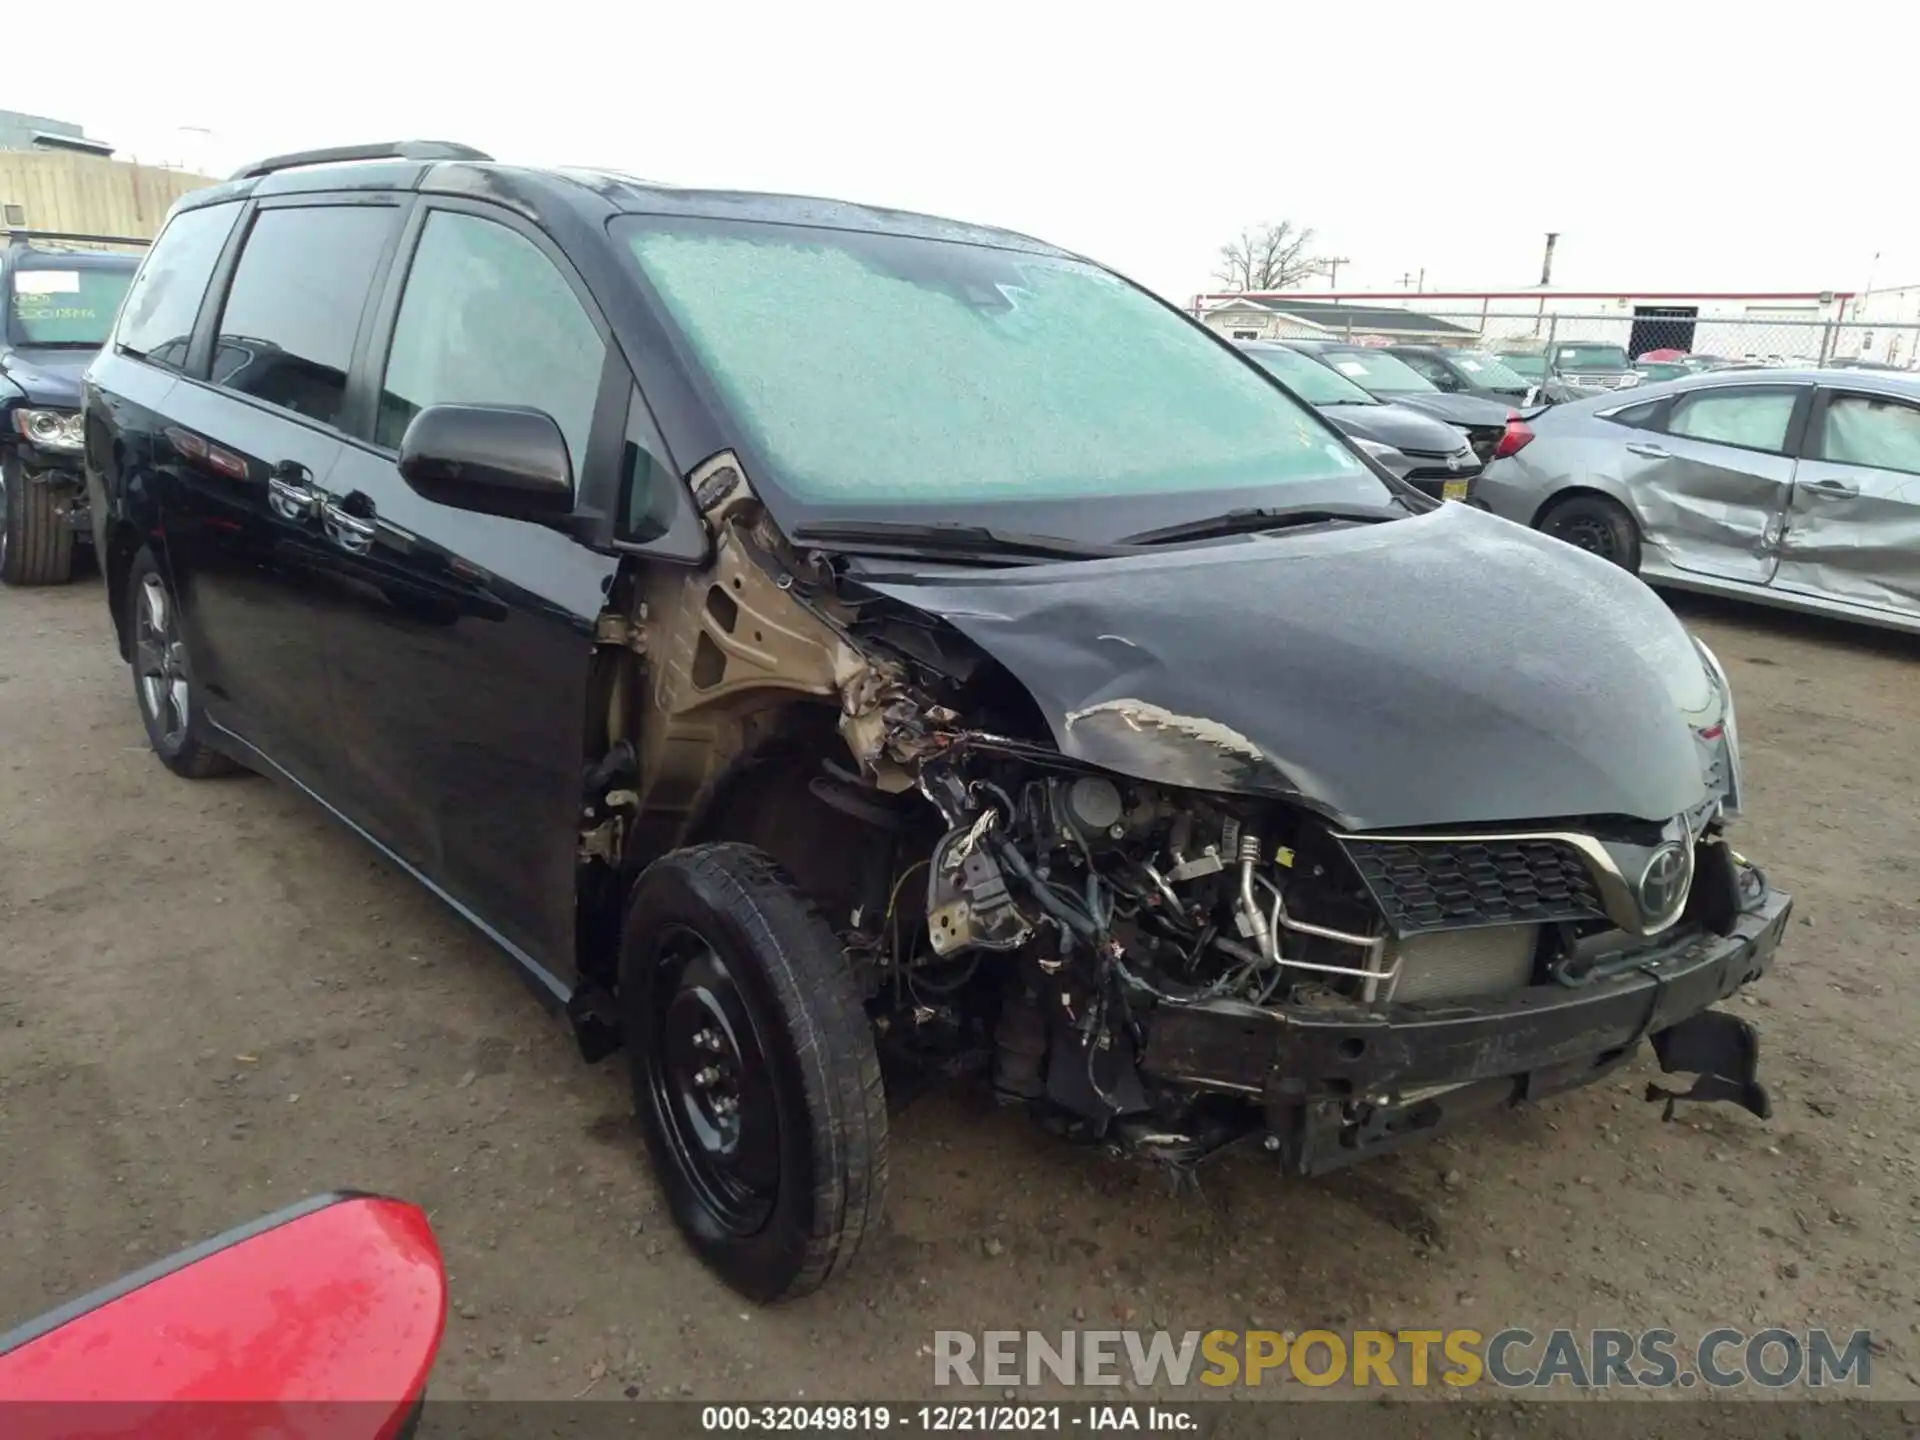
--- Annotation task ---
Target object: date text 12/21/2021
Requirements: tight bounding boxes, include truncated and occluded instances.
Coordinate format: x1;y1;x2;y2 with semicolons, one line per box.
700;1405;1198;1432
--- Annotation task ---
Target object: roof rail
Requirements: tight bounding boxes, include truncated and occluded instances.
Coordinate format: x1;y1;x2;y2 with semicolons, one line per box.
2;228;151;249
230;140;493;182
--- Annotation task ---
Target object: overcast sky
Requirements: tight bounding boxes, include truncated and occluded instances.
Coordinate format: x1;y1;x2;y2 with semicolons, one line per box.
23;1;1920;303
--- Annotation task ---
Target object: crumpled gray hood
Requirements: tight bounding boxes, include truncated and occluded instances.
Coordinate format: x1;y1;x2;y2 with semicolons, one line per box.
862;504;1714;830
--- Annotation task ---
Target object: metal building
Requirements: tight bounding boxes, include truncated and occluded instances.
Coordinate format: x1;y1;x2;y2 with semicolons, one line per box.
0;110;214;242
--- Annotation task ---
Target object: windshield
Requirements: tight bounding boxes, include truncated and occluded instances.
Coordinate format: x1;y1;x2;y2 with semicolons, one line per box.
1556;344;1630;373
7;264;136;346
1316;348;1438;394
1449;352;1534;390
618;217;1389;541
1499;352;1547;380
1241;344;1375;405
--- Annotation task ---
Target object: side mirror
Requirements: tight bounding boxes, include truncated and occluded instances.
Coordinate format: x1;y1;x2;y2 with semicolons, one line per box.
397;404;574;519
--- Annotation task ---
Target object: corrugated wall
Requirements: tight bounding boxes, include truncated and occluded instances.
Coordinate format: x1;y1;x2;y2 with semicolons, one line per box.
0;152;216;242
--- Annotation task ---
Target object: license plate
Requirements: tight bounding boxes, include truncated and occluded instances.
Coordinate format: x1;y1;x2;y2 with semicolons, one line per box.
1443;479;1470;502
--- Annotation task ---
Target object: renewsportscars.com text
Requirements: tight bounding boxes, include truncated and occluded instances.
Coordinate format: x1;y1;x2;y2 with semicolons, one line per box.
932;1327;1875;1390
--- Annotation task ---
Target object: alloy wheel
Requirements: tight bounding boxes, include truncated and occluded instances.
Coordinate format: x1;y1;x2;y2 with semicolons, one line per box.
134;573;191;749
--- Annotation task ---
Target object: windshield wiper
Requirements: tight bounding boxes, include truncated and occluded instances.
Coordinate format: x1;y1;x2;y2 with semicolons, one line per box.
791;519;1136;562
1119;503;1401;547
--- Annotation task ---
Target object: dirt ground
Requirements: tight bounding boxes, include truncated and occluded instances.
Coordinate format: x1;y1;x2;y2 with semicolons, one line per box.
2;578;1916;1407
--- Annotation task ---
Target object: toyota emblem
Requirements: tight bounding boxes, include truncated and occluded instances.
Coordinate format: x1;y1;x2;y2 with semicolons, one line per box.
1638;842;1694;922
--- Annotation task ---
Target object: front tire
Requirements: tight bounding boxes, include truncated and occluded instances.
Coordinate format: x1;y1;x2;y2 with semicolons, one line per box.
1;454;76;586
126;548;238;779
623;843;887;1302
1538;493;1642;573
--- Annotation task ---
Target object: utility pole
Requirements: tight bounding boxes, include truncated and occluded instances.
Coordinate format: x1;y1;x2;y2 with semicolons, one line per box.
1539;231;1559;287
1398;271;1414;289
1317;255;1351;289
1859;250;1881;318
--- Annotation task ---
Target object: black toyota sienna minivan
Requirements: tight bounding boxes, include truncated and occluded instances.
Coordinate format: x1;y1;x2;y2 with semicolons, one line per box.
85;141;1790;1301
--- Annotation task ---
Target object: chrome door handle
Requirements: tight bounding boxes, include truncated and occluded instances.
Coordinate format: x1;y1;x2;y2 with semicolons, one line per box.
267;461;319;521
1625;441;1669;459
1801;477;1859;498
321;500;378;555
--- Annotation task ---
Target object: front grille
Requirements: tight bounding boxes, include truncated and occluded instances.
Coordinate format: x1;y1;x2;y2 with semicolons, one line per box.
1339;837;1606;935
1400;449;1484;474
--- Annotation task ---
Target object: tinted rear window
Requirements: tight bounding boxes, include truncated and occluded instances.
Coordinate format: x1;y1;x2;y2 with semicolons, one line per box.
114;202;242;370
214;206;396;429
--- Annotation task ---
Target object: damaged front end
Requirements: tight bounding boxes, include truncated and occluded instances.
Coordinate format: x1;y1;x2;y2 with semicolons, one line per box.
892;738;1787;1176
801;523;1790;1177
593;473;1789;1182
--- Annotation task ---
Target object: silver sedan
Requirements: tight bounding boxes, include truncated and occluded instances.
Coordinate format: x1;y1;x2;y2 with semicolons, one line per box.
1476;368;1920;634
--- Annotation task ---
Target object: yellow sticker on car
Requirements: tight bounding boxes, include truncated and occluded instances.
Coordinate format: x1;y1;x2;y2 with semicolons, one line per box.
1443;479;1470;502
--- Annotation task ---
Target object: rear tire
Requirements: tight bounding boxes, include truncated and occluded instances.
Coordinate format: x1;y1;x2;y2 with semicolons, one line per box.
623;843;887;1302
1;454;76;586
126;548;238;779
1538;493;1641;573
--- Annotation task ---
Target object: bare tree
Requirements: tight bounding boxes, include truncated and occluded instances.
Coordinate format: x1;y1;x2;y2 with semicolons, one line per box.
1214;221;1320;292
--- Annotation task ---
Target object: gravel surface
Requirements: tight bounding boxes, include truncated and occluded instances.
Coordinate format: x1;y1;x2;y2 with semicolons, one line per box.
2;579;1915;1404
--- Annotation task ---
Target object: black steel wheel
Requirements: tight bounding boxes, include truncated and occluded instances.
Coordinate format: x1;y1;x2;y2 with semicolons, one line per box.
125;548;237;779
646;924;783;1236
623;843;887;1301
1538;493;1642;573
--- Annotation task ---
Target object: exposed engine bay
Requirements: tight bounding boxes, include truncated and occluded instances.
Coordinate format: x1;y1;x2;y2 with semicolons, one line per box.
894;754;1449;1154
578;465;1787;1176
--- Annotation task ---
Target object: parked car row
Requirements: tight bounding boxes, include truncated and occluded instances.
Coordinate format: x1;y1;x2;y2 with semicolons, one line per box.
1231;340;1482;500
63;140;1785;1303
1244;338;1526;462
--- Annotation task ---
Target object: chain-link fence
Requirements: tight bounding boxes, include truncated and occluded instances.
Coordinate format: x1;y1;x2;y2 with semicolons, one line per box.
1209;306;1920;374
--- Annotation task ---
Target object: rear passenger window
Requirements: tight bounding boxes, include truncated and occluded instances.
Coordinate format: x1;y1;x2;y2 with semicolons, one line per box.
376;211;604;478
1605;399;1664;430
1668;388;1797;454
115;201;241;370
214;206;395;429
1816;393;1920;475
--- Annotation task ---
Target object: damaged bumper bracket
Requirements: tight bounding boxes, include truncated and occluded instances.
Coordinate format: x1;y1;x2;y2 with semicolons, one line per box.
1137;883;1792;1174
1644;1008;1770;1122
